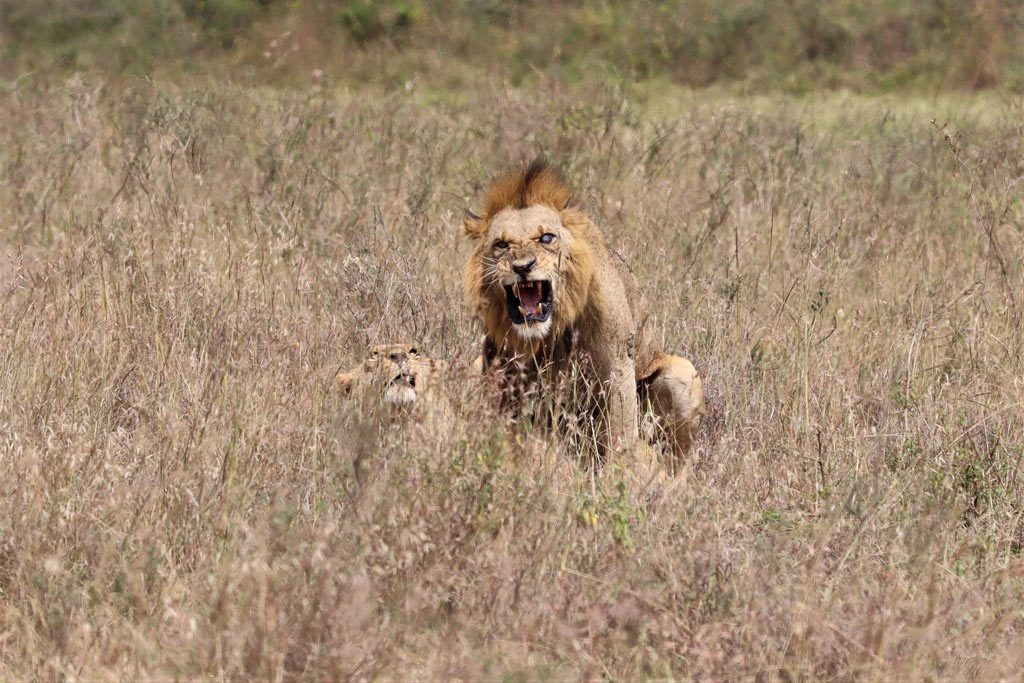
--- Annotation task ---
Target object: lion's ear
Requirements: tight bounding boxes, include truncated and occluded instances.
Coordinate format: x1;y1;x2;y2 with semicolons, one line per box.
463;210;486;239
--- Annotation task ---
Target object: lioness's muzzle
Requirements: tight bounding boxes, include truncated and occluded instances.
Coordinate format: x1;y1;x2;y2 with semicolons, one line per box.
389;372;416;388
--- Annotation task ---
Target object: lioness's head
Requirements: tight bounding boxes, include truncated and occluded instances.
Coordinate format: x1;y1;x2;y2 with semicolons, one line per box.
463;160;595;349
336;343;437;406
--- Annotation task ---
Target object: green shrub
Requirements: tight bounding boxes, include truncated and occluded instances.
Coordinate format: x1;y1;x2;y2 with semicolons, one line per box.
179;0;261;46
335;0;422;45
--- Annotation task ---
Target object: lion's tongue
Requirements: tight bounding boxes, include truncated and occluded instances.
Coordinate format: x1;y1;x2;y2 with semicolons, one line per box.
519;285;543;315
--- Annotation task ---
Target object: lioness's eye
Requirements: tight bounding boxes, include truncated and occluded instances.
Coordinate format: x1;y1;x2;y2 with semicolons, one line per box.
539;233;556;244
494;240;509;250
408;347;417;355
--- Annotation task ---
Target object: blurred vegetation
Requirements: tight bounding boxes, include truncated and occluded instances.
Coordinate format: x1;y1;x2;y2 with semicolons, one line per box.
2;0;1023;91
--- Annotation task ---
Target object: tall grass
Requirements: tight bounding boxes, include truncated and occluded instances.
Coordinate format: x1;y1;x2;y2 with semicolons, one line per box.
1;77;1023;678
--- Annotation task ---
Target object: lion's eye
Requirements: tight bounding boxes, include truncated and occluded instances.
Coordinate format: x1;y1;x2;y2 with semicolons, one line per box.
539;233;556;244
408;347;417;355
493;240;509;250
389;353;400;361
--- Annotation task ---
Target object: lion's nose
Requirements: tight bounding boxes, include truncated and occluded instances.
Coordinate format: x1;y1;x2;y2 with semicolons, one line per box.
512;256;536;277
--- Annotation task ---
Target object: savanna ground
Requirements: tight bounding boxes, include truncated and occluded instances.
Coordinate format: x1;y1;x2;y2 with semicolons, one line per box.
3;3;1024;681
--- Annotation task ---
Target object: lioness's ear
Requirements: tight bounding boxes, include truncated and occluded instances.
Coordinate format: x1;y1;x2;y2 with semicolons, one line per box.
463;209;486;239
335;370;357;396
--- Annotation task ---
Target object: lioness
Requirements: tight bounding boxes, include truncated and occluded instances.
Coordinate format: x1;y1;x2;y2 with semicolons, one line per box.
462;160;703;469
336;343;444;406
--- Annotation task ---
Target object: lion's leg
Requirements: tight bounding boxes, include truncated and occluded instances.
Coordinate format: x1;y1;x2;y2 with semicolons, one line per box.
604;357;639;457
641;353;704;474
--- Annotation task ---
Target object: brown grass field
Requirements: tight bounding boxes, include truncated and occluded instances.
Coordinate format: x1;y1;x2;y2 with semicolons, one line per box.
1;75;1023;679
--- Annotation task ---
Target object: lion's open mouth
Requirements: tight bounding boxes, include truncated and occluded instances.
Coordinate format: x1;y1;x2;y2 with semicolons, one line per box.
384;372;417;405
505;280;552;324
389;372;416;388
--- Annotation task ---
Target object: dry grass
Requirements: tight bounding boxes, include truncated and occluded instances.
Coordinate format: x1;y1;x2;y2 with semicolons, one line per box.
1;76;1023;680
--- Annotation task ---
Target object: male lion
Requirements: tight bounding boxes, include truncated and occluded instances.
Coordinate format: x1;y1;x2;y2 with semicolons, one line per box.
462;160;703;469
